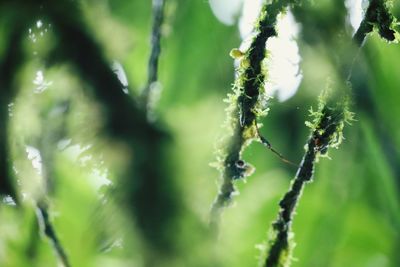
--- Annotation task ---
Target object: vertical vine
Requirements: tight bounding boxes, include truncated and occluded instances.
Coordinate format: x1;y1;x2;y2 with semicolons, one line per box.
142;0;167;120
262;94;353;267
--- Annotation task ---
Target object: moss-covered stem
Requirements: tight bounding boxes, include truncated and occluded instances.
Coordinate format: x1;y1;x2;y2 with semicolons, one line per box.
142;0;166;118
210;0;294;229
263;101;349;267
353;0;396;46
262;1;396;264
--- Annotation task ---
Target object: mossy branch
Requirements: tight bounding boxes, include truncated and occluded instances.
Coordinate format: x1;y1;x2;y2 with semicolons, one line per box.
262;1;396;264
210;0;296;229
353;0;397;46
262;94;353;267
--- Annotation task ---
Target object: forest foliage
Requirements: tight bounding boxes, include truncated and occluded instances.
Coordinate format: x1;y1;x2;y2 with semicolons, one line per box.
1;0;400;266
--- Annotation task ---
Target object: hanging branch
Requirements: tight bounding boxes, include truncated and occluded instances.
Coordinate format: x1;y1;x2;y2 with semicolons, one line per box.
142;0;167;119
262;94;352;267
210;0;295;230
262;1;397;265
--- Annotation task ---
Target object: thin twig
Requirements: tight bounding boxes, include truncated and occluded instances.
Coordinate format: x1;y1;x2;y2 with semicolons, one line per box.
36;201;71;267
142;0;167;119
256;127;298;167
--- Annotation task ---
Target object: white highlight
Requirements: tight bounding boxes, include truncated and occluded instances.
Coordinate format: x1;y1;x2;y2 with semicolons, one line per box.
264;12;302;102
26;146;42;175
2;195;16;206
209;0;242;25
89;169;112;190
63;144;112;190
345;0;366;33
111;61;129;94
36;20;43;29
208;0;303;102
33;70;52;93
239;0;263;39
57;139;71;150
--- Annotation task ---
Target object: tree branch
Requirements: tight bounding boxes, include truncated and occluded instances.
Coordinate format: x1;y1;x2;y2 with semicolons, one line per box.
263;98;351;266
210;0;295;230
262;1;397;264
353;0;396;46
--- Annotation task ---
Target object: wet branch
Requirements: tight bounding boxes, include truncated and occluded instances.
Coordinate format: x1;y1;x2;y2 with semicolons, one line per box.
262;1;396;264
353;0;395;46
263;101;349;266
210;0;295;230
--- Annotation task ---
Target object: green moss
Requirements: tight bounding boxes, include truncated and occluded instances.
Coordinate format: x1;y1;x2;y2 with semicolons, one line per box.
305;90;354;158
210;0;297;229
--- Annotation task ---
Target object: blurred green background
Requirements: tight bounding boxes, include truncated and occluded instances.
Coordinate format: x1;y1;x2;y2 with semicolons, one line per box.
0;0;399;266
